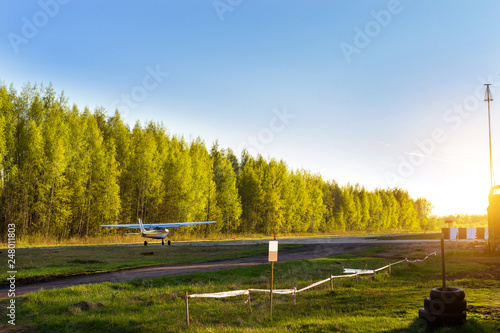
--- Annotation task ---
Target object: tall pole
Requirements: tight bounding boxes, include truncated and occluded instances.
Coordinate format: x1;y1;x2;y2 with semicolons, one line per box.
185;291;190;327
441;233;446;290
485;84;494;188
270;261;274;320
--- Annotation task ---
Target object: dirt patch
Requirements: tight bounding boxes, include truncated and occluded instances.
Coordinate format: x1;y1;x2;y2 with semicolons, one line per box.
370;242;477;260
468;304;500;320
444;265;500;281
67;300;105;314
67;259;104;264
0;324;37;332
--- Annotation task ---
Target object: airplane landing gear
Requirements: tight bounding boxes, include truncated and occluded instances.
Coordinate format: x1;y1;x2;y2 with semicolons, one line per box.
162;239;164;246
168;240;171;246
144;241;148;246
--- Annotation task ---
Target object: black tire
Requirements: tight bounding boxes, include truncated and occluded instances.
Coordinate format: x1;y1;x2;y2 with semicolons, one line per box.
424;296;467;314
144;241;148;246
162;240;164;246
430;287;465;303
167;240;171;246
419;308;466;327
419;308;438;326
439;311;466;326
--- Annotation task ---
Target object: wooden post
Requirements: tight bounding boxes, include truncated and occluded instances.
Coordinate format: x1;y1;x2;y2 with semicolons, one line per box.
388;264;392;275
373;270;376;280
185;291;190;327
268;240;278;320
355;273;358;284
441;233;446;289
270;261;274;320
330;275;333;291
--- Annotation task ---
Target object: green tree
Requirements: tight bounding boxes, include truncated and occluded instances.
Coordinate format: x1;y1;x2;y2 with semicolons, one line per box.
186;138;217;236
162;136;194;224
107;110;133;223
39;87;70;238
20;119;44;233
415;197;433;231
260;158;285;235
282;170;306;233
368;191;384;230
129;122;163;224
211;143;242;236
342;185;359;231
354;185;370;231
0;92;6;193
393;188;419;230
238;153;263;234
304;173;326;233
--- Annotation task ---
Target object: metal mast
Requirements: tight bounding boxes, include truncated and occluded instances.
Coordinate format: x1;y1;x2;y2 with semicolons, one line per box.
485;84;494;188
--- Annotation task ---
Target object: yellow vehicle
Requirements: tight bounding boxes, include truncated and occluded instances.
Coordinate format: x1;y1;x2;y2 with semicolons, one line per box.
488;185;500;253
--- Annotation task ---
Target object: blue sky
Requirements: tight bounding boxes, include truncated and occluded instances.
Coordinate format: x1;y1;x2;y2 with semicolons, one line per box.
2;0;500;215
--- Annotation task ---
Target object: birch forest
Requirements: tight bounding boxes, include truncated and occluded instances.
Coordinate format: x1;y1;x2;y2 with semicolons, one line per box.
0;84;434;240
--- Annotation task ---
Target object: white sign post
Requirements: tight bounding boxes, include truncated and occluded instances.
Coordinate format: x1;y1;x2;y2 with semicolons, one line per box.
445;217;453;241
269;241;278;319
269;241;278;262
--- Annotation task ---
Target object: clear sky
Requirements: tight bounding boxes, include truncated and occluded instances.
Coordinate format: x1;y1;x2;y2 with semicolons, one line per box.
2;0;500;216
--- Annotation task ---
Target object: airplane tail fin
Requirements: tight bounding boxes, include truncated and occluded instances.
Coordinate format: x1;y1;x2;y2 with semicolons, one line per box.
138;218;145;233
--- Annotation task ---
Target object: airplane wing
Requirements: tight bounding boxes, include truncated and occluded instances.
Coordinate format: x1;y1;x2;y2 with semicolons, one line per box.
150;221;217;228
100;224;143;228
100;221;216;229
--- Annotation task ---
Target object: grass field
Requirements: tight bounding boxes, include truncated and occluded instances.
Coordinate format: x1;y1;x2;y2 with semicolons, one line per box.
1;246;498;332
370;233;442;240
0;244;299;285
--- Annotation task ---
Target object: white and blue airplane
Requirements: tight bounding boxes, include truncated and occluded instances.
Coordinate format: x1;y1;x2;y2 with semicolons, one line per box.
100;219;216;246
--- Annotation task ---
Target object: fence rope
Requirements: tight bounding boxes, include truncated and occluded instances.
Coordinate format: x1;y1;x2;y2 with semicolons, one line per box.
188;289;249;298
186;252;437;300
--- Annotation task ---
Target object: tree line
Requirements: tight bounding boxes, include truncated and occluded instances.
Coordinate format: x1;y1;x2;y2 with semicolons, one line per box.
0;83;434;240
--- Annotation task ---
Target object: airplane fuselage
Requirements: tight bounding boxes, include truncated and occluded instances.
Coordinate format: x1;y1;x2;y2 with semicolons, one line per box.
141;228;169;239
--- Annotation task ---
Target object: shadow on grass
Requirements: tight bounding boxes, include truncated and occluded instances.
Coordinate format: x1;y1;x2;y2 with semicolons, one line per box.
387;317;491;333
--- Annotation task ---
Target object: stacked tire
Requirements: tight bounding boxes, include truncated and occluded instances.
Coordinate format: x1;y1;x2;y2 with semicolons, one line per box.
419;287;467;327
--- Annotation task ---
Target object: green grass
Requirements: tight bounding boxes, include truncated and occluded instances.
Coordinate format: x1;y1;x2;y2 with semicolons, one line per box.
2;251;499;332
352;245;391;257
372;233;442;240
0;244;300;285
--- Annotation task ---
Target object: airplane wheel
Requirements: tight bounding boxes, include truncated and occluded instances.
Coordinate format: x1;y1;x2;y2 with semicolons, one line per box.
162;240;165;246
144;241;148;246
168;240;171;246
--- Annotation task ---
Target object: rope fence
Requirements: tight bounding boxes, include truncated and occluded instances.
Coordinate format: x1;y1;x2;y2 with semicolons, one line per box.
183;251;437;326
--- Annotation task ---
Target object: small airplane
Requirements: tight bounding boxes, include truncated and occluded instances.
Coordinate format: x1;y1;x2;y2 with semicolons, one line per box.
100;219;216;246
